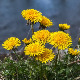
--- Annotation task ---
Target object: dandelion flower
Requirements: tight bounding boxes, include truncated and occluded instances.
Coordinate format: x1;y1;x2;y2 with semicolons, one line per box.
22;38;33;44
79;38;80;42
68;48;80;55
21;9;42;24
79;38;80;41
24;42;45;56
59;24;70;30
2;37;21;50
36;48;55;63
32;30;51;44
78;37;80;45
49;31;72;50
40;16;53;28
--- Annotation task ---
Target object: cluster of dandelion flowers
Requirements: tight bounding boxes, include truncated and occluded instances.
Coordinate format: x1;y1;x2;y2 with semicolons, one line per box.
24;42;45;56
35;48;55;63
40;16;53;28
21;9;42;24
22;38;33;44
32;30;51;44
2;37;21;50
49;31;72;50
68;48;80;56
59;24;70;30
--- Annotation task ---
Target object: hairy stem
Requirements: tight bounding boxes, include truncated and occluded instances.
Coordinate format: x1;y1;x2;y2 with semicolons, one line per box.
31;23;34;35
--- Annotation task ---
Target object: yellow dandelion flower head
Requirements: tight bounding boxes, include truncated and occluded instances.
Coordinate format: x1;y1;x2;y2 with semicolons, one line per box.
79;38;80;41
2;37;21;50
22;38;33;44
36;48;55;63
32;30;51;44
24;42;45;56
21;9;42;23
59;24;70;30
78;37;80;45
40;16;53;27
68;48;80;55
49;31;72;50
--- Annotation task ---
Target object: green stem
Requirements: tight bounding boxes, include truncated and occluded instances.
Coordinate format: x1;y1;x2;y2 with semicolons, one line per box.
66;54;69;79
55;54;58;68
27;27;31;38
58;49;60;62
9;50;13;60
43;65;48;80
13;49;19;61
43;74;48;80
40;63;43;80
16;67;18;80
54;49;60;80
31;23;34;35
55;53;58;80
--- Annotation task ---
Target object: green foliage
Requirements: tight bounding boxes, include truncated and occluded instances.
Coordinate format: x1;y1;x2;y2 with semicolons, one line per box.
0;52;80;80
